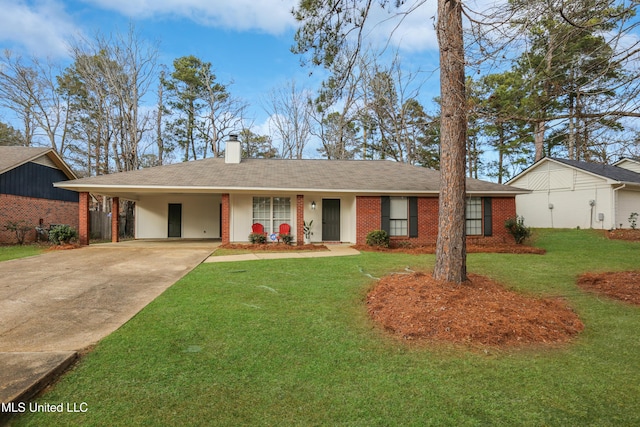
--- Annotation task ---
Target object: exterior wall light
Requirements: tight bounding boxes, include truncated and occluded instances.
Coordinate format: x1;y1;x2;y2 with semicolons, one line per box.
311;201;316;210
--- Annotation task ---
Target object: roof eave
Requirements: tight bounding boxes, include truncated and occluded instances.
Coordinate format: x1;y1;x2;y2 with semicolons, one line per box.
54;182;528;197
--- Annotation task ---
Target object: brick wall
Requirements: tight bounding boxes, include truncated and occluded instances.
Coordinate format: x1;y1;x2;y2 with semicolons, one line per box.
0;194;79;244
111;197;120;243
355;196;517;246
79;192;89;245
490;197;517;244
221;194;230;244
355;196;381;244
296;195;304;245
414;198;440;245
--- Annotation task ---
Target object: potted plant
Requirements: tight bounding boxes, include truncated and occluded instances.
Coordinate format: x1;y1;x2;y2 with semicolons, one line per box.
303;220;313;244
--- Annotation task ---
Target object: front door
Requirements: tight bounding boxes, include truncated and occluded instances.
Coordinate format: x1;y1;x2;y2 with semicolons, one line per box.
322;199;340;241
168;203;182;238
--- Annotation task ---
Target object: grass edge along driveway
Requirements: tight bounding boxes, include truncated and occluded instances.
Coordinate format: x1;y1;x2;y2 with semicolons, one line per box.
13;229;640;426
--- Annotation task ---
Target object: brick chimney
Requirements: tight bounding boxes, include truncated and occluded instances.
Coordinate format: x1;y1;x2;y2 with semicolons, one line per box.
225;134;241;164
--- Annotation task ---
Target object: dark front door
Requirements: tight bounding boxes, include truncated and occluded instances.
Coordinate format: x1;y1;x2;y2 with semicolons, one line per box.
168;203;182;238
322;199;340;241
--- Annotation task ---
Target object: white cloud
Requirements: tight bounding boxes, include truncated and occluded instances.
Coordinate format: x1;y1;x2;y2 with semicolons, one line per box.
0;0;79;57
363;1;439;53
83;0;298;35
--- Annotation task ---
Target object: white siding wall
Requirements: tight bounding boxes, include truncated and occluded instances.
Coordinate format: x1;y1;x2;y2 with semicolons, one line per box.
135;192;358;242
511;160;613;229
615;159;640;174
230;194;253;242
298;194;356;243
229;193;356;243
617;189;640;228
135;194;220;239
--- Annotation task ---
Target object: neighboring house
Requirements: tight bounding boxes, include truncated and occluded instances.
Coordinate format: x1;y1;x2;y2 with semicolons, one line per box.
55;137;528;246
0;146;79;244
507;157;640;229
613;157;640;174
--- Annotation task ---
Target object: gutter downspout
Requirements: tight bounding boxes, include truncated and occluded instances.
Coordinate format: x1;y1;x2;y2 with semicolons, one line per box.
612;184;626;229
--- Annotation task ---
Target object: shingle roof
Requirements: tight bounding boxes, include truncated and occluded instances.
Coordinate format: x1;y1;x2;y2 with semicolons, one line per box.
55;158;527;196
551;157;640;184
0;146;76;179
0;146;52;175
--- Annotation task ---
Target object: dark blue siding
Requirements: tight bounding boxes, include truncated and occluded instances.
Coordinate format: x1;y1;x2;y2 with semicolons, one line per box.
0;162;79;202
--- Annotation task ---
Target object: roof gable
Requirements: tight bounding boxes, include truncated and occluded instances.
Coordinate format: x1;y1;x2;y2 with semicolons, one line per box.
0;146;76;179
613;158;640;174
508;157;640;187
551;158;640;184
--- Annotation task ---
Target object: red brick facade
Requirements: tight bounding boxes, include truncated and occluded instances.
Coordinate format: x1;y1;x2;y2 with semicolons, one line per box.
78;192;90;246
0;194;79;244
111;197;120;243
296;195;304;245
355;196;381;245
355;196;516;246
221;193;230;244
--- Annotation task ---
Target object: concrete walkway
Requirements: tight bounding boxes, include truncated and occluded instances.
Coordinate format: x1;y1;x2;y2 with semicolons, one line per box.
204;243;360;263
0;241;360;410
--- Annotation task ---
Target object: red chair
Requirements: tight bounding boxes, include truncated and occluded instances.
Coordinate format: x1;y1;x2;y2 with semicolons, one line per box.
252;223;265;235
277;223;291;243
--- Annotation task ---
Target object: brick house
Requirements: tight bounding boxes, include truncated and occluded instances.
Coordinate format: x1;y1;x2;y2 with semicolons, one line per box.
55;138;528;246
0;146;78;244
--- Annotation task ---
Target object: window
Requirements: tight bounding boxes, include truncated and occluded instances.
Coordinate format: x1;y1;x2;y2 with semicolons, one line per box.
466;197;482;235
253;197;271;233
253;197;291;235
390;197;408;236
272;197;291;232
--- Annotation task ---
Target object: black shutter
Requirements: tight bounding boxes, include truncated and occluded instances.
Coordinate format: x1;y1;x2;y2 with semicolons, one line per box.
483;197;493;236
409;197;418;238
381;196;390;233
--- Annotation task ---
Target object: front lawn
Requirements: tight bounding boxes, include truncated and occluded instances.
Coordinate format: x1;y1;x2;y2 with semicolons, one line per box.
13;229;640;426
0;244;45;262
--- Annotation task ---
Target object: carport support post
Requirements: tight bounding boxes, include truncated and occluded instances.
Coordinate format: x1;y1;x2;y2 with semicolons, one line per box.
111;197;120;243
222;193;230;244
297;195;304;246
79;192;90;246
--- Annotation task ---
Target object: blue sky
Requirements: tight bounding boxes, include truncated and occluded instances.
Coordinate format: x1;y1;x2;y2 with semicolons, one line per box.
0;0;444;142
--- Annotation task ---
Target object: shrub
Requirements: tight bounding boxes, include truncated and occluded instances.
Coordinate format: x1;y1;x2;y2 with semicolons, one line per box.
505;216;532;244
366;229;390;248
49;224;78;245
303;220;314;240
280;234;294;245
249;232;267;244
629;212;638;229
5;220;33;245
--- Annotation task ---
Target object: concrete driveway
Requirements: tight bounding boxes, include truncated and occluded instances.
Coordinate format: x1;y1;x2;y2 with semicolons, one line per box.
0;240;218;404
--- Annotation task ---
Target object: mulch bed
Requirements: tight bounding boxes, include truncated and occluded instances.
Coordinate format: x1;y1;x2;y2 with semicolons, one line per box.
352;243;546;255
365;234;640;347
219;243;328;251
577;271;640;306
578;230;640;306
605;229;640;241
45;243;81;251
367;272;584;347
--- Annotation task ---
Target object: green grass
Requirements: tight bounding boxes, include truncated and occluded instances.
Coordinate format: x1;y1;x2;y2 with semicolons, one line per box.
13;229;640;426
0;244;45;261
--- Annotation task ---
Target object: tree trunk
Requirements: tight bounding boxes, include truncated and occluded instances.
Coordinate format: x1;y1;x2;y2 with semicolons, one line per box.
534;120;545;161
433;0;467;284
